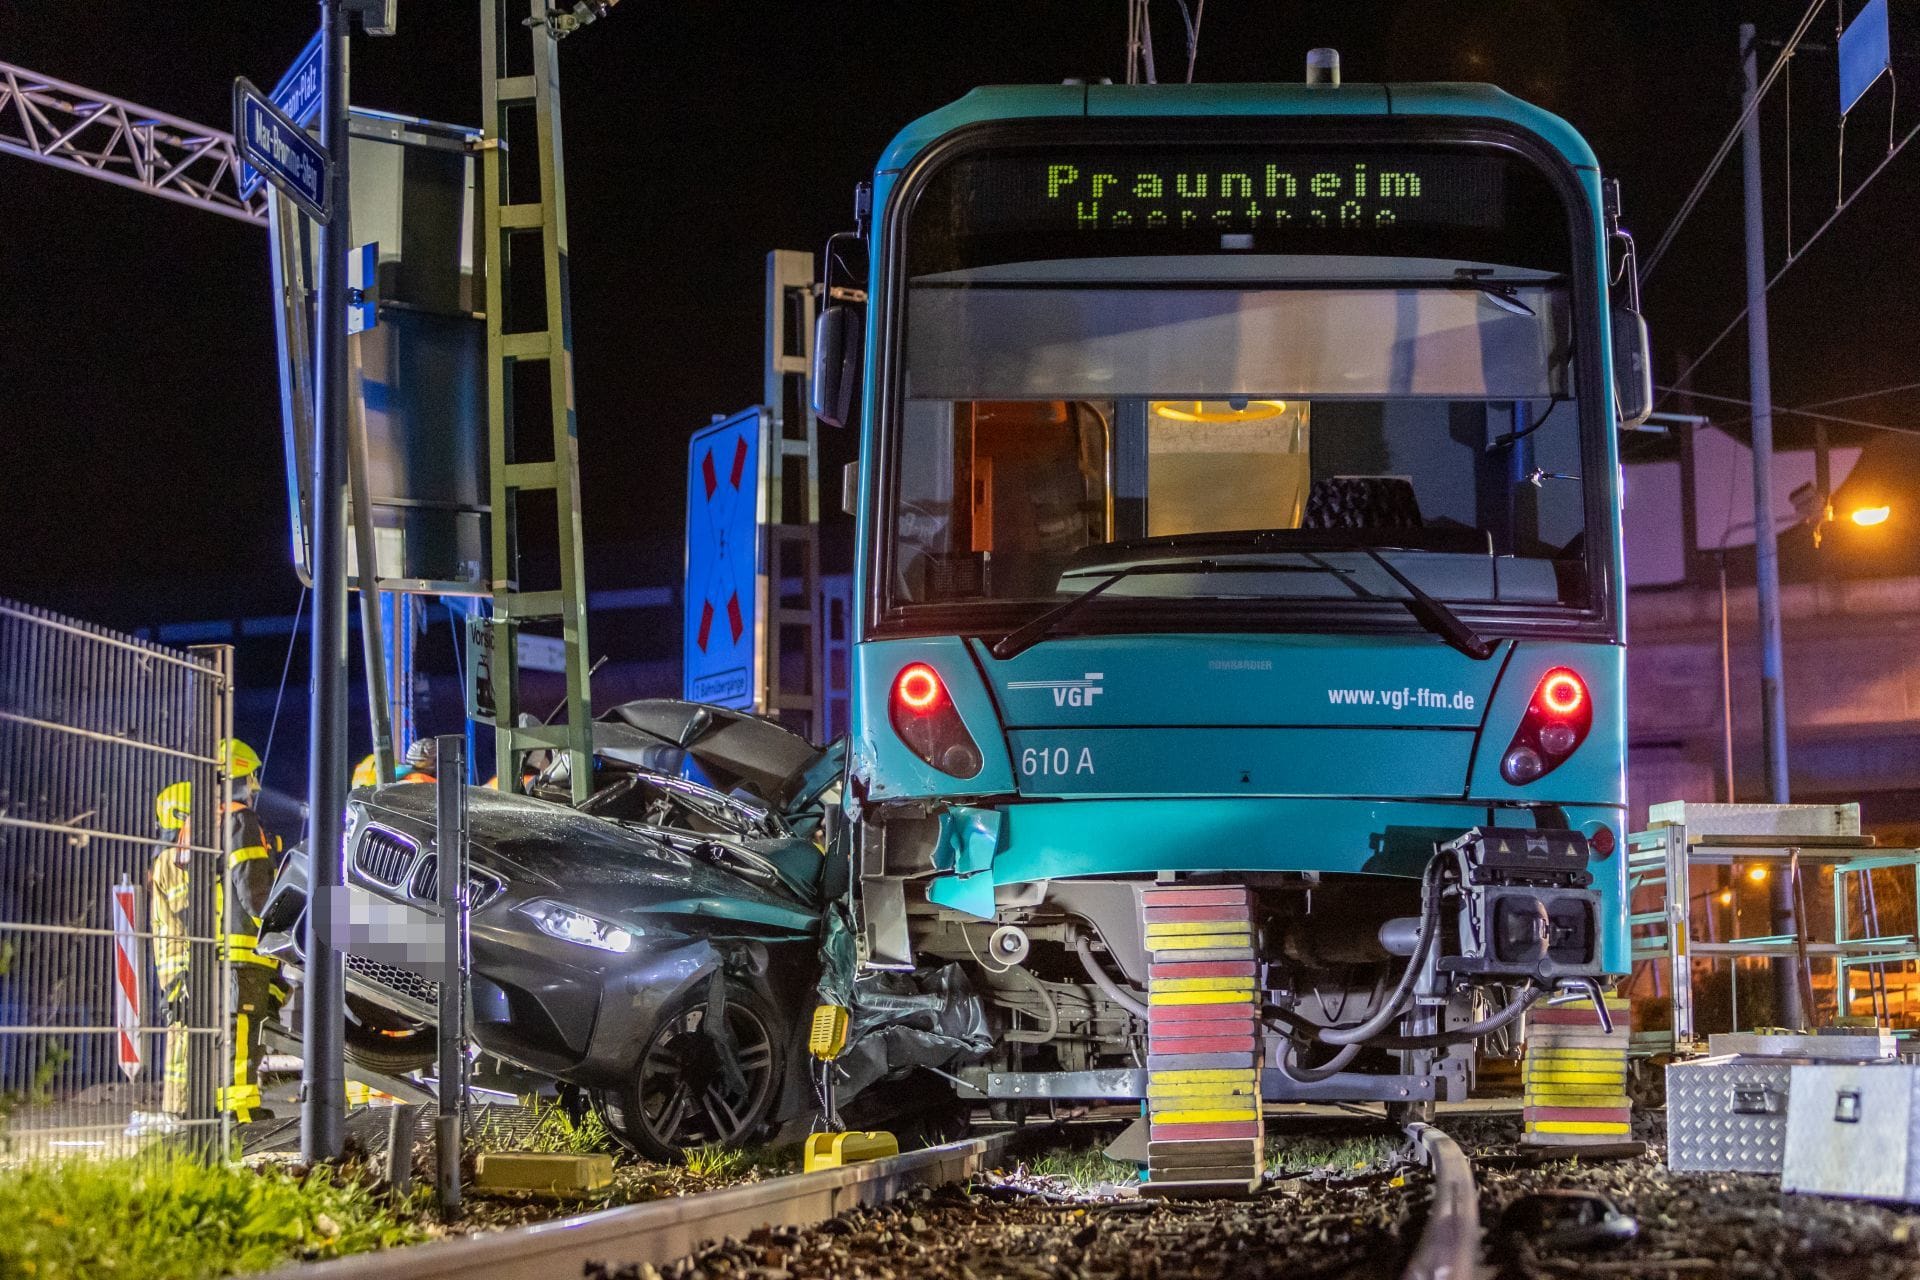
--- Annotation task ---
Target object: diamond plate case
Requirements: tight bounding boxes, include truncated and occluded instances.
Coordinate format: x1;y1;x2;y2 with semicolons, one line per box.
1782;1063;1920;1202
1666;1055;1795;1173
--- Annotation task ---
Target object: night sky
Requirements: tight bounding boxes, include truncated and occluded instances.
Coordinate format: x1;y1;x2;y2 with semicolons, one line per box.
4;0;1919;634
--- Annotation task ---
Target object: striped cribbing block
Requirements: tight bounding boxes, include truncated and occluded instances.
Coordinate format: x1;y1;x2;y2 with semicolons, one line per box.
1521;994;1634;1147
1140;886;1263;1196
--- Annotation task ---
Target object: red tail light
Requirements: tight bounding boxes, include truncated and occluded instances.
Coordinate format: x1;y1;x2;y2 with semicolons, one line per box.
890;664;983;778
895;664;942;711
1540;670;1585;717
1501;668;1594;785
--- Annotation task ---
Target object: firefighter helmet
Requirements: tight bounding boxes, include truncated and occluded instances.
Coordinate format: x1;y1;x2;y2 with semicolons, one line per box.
220;739;262;781
154;782;192;832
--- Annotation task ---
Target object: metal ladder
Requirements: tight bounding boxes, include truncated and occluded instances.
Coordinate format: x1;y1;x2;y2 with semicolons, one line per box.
478;0;592;800
761;250;824;741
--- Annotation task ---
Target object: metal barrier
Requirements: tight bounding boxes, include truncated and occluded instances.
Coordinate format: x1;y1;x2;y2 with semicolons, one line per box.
1627;799;1920;1054
0;599;233;1159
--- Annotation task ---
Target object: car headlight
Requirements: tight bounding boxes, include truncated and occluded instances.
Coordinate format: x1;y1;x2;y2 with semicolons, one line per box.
519;900;634;954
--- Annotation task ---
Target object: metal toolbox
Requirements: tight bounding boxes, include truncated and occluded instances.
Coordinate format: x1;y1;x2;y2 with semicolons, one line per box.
1783;1063;1920;1202
1709;1030;1896;1061
1667;1055;1797;1173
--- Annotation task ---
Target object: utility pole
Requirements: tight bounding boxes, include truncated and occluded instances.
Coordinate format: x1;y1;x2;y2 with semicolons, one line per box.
1739;22;1802;1028
303;0;351;1162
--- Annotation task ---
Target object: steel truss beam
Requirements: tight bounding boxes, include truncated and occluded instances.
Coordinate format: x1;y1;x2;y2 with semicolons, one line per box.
0;60;265;225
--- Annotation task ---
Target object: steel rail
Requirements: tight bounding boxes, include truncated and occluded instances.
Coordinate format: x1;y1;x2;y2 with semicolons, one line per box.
258;1132;1013;1280
1402;1123;1483;1280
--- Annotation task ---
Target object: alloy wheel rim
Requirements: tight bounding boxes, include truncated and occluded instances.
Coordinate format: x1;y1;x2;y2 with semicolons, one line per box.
636;1001;775;1150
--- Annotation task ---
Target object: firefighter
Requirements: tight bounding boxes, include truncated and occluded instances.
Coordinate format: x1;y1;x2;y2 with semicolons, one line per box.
128;781;195;1137
352;753;383;789
397;738;437;783
217;738;284;1123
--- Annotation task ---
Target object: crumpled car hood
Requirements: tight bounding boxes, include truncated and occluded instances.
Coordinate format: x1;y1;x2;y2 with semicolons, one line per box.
361;784;820;934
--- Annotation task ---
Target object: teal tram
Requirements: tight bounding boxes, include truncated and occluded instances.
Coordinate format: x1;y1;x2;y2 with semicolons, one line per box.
810;61;1653;1150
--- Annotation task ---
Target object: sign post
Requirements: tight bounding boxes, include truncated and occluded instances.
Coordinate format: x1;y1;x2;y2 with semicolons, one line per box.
302;0;352;1164
434;734;468;1216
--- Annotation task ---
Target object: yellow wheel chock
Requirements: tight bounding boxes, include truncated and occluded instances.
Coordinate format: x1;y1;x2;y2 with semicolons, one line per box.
803;1129;898;1172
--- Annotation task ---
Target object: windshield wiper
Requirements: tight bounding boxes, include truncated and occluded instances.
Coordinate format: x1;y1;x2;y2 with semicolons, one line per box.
1449;267;1538;317
989;559;1284;660
987;547;1496;663
1354;547;1495;661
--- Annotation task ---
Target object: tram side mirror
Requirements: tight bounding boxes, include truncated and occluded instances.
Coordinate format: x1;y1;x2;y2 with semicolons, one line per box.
842;460;859;517
813;305;864;429
1611;307;1653;430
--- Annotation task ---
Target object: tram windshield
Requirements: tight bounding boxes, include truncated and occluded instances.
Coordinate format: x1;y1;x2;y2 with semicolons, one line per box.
882;139;1606;631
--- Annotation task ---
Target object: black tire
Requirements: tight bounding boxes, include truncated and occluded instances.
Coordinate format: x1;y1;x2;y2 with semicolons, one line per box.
343;993;436;1076
592;982;783;1163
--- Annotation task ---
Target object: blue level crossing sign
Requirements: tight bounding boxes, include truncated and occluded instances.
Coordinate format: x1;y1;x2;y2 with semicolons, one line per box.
233;77;329;224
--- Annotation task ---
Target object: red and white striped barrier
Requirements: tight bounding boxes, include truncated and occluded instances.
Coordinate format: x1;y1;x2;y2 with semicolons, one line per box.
112;877;143;1081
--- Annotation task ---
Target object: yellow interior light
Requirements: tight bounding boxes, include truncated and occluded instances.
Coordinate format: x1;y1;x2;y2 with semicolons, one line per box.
1849;504;1892;527
1718;889;1733;906
1152;399;1289;423
1747;865;1769;883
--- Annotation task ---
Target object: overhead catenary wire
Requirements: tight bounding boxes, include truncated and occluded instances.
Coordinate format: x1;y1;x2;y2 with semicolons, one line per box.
1639;0;1830;287
1173;0;1205;83
258;584;309;786
1654;385;1920;437
1662;77;1920;405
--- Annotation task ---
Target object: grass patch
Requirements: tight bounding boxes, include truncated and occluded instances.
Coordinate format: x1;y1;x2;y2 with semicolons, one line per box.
1264;1128;1409;1176
0;1155;431;1280
1025;1143;1140;1190
472;1098;613;1156
682;1142;750;1181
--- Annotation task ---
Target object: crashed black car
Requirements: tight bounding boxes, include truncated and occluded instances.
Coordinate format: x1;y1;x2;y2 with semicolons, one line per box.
262;700;859;1159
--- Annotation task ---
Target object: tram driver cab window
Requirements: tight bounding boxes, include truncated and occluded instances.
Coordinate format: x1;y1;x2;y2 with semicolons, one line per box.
895;400;1111;602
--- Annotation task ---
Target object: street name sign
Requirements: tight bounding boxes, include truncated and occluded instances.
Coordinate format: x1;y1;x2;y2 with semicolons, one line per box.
239;30;324;198
233;76;329;224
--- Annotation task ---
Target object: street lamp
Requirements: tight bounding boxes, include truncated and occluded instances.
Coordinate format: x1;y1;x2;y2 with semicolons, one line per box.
1849;504;1892;527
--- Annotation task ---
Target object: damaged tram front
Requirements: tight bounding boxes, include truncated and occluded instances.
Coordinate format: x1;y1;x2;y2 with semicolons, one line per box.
814;79;1650;1117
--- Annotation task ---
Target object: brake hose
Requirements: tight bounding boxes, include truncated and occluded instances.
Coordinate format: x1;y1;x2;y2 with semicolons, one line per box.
1278;1038;1363;1083
1315;859;1444;1046
1073;936;1150;1021
1366;982;1543;1051
1001;960;1061;1044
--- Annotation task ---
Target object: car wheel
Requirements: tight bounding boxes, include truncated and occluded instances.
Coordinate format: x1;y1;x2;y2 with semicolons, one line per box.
594;981;782;1162
343;993;436;1075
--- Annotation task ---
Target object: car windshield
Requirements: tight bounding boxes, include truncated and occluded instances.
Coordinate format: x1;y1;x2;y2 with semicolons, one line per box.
883;139;1599;626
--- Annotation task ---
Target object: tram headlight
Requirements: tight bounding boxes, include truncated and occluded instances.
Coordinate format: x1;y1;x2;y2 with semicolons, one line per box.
1499;668;1593;786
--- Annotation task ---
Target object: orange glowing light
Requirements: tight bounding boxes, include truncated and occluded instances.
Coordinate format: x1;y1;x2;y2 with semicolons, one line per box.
1539;669;1586;717
1850;505;1892;527
1718;890;1734;905
895;664;942;712
1747;865;1769;883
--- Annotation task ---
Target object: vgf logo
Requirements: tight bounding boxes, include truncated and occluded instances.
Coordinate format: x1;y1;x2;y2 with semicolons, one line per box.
1008;672;1105;708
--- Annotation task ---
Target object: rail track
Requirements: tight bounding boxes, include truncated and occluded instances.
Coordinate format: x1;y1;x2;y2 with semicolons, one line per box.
261;1119;1483;1280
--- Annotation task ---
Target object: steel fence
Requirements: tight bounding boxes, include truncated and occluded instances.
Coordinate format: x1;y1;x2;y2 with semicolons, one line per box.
0;599;233;1160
